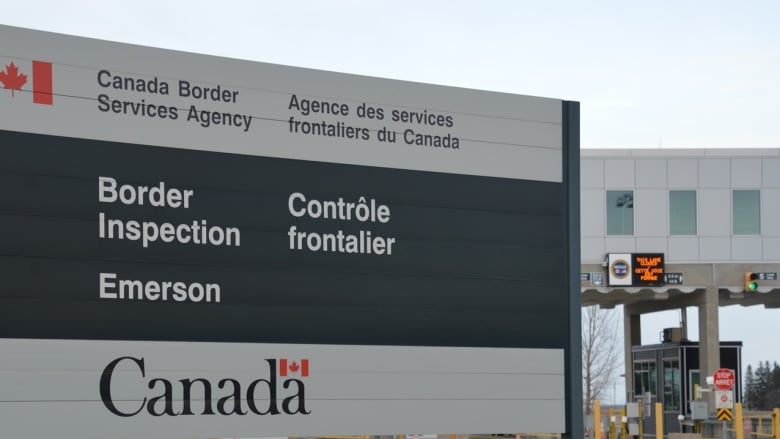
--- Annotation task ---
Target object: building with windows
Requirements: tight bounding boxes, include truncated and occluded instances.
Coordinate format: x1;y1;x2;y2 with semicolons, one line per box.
579;148;780;430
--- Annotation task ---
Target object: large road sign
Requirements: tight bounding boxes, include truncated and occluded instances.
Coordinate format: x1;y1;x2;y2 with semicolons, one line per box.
0;25;580;439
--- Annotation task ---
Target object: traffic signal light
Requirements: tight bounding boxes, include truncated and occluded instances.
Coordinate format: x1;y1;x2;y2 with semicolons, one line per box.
744;272;759;292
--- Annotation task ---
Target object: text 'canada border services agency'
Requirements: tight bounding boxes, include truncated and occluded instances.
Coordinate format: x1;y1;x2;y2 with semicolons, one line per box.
96;70;253;131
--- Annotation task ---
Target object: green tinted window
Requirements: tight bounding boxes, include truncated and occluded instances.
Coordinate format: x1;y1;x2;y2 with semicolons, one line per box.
607;191;634;235
733;190;760;235
663;359;680;412
669;191;697;235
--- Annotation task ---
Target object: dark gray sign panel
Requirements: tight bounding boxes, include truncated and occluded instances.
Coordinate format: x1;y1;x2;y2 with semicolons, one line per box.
0;130;565;347
0;25;580;438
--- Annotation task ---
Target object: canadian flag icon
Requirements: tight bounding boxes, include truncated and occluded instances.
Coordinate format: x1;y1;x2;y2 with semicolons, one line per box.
279;358;309;377
0;60;53;105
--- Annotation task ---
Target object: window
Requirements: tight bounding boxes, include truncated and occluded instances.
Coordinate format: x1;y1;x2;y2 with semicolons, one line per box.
663;359;680;412
689;369;700;410
607;191;634;235
634;361;656;399
733;190;760;235
669;190;697;235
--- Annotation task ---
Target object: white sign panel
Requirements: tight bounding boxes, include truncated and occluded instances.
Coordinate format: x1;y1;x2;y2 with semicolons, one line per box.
0;25;562;182
608;253;632;286
715;390;734;409
0;339;565;438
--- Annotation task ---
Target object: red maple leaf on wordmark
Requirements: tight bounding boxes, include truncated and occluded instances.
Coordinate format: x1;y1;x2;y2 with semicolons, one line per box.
279;358;309;377
0;63;27;97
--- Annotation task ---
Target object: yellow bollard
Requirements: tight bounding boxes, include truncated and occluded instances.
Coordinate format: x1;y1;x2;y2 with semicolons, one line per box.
609;407;616;439
735;402;744;439
594;400;602;439
622;406;628;438
655;402;663;439
774;407;780;439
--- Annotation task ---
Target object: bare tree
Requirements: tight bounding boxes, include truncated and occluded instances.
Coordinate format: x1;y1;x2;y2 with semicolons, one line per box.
582;305;621;414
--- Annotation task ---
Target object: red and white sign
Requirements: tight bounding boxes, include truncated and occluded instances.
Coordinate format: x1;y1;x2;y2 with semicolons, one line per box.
0;60;53;105
714;368;735;390
715;390;734;409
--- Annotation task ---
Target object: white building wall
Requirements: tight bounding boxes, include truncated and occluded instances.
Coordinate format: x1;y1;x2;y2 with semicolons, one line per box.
698;189;730;236
763;189;780;236
634;189;667;236
668;159;698;188
763;159;780;186
580;149;780;264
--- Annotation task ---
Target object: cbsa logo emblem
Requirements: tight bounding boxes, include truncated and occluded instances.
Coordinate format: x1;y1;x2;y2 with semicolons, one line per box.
611;259;629;279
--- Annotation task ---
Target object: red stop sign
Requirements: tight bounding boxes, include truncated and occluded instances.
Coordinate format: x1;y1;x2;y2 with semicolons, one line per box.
714;368;735;390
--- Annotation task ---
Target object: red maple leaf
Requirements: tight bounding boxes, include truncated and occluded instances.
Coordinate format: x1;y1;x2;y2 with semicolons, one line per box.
0;62;27;97
289;361;300;373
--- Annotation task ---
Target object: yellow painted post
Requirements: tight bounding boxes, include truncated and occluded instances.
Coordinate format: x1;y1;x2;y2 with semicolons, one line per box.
594;400;602;439
655;402;664;439
774;407;780;439
735;402;744;439
622;406;628;438
609;407;615;439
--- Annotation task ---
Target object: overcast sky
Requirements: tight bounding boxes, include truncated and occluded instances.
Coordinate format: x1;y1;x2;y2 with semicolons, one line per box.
4;0;779;149
3;0;779;401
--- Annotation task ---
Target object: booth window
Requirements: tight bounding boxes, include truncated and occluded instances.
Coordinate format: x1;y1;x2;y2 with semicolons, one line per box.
607;191;634;235
663;359;680;412
634;361;656;399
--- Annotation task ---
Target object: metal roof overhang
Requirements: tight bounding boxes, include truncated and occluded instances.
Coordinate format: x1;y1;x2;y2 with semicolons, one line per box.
581;286;780;310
